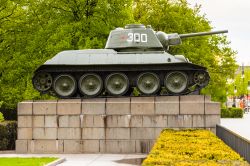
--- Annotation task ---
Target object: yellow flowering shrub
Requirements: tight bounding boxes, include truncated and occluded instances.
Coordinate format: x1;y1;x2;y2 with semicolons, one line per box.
142;129;247;166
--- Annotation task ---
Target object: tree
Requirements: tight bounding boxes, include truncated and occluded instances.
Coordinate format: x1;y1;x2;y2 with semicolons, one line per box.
133;0;237;102
0;0;29;109
0;0;134;109
227;67;250;97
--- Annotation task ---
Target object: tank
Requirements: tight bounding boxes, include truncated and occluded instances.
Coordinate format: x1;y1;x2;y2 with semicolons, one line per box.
32;24;228;98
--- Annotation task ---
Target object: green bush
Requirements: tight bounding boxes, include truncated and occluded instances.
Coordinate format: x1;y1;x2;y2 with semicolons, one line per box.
221;108;243;118
0;108;17;120
230;108;243;118
0;124;8;150
221;108;229;117
0;121;17;150
0;112;4;122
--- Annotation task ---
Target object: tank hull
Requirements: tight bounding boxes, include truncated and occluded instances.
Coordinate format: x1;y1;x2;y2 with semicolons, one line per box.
33;58;209;98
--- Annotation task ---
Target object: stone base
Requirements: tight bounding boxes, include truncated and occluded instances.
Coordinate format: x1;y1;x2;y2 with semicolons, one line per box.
16;95;220;153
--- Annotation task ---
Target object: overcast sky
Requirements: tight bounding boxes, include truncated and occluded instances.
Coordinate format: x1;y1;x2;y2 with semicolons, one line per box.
188;0;250;66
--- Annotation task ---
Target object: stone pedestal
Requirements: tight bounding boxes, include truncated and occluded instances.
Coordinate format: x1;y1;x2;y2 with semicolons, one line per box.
16;95;220;153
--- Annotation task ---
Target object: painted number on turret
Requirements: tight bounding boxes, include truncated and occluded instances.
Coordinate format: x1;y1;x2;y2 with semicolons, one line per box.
127;33;147;43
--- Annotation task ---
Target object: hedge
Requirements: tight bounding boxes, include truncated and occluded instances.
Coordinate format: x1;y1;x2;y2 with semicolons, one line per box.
142;129;247;166
221;108;243;118
0;112;4;122
0;121;17;150
0;108;17;120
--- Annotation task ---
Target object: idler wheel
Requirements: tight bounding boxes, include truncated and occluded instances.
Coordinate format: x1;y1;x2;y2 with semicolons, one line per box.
78;73;103;97
165;71;188;94
194;71;207;86
105;73;129;96
137;72;160;95
33;72;53;92
53;74;77;97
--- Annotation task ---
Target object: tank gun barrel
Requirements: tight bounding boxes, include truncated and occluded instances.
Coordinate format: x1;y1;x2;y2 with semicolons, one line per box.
156;30;228;49
179;30;228;39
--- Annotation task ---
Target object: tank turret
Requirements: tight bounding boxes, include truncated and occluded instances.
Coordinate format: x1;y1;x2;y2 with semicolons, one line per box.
105;24;228;51
105;24;164;52
32;24;228;98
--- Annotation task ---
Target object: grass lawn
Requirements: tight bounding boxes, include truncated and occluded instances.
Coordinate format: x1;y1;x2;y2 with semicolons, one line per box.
0;157;57;166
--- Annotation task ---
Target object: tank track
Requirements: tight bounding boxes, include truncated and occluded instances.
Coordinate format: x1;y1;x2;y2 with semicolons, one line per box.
33;63;209;98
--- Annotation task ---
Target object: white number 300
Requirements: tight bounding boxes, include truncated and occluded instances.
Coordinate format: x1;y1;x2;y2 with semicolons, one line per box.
127;33;147;43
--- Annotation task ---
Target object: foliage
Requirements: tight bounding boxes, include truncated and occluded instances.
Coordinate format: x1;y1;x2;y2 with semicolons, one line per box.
0;121;17;150
227;67;250;97
0;109;16;121
133;0;237;103
0;112;4;122
221;108;243;118
221;108;230;118
0;102;4;121
0;123;8;150
0;0;237;110
0;0;134;109
142;129;246;166
0;158;57;166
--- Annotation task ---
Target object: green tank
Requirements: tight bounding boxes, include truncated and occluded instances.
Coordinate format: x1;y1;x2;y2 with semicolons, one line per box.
32;24;228;98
